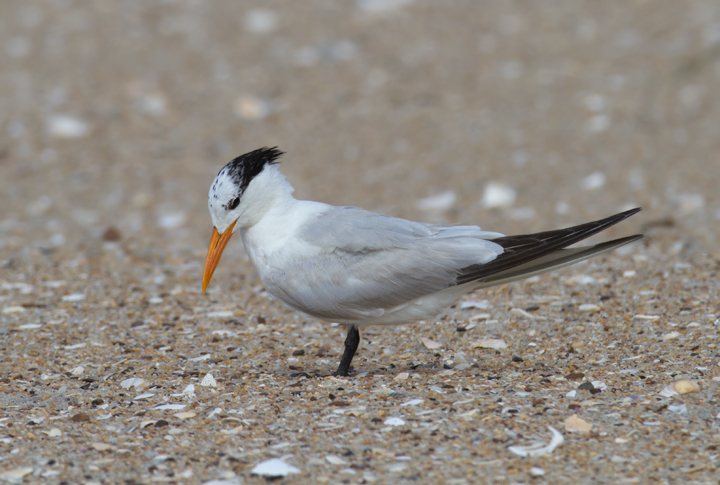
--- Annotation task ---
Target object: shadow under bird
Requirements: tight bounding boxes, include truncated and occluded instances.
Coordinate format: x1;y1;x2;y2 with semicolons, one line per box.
202;147;643;376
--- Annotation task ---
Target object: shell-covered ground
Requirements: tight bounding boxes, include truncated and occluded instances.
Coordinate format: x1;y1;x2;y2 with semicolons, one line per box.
1;1;719;484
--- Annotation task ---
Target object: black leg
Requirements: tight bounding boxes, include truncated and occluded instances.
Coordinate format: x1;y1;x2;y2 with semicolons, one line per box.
334;325;360;377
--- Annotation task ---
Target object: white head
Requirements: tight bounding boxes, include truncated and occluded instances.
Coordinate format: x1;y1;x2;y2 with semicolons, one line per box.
207;147;290;234
204;147;292;292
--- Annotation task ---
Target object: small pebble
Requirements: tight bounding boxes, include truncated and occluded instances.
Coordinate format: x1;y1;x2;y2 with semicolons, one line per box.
71;413;91;423
234;95;271;120
102;226;122;241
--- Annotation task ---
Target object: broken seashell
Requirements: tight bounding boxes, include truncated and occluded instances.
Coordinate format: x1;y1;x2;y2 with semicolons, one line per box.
564;414;593;433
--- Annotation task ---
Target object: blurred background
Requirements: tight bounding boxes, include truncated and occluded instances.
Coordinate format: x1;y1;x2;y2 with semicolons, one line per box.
1;0;719;279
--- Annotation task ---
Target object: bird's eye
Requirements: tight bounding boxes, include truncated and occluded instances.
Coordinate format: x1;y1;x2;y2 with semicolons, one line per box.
228;197;240;210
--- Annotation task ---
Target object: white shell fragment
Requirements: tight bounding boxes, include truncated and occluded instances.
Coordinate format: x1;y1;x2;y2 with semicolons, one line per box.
530;467;545;477
251;458;300;478
400;399;424;407
61;293;85;302
244;9;278;34
358;0;414;13
460;300;490;309
200;373;217;387
207;311;234;318
591;381;607;390
120;378;146;389
579;304;600;312
415;191;456;211
189;354;212;362
481;182;516;208
0;467;34;483
175;412;196;420
47;115;90;138
421;338;441;349
634;314;660;320
668;404;688;414
2;306;26;314
661;331;680;341
134;393;155;400
326;455;347;465
384;417;406;426
579;172;606;190
158;212;186;229
201;479;242;485
511;308;535;320
154;404;186;410
172;384;196;398
470;339;508;350
508;426;564;457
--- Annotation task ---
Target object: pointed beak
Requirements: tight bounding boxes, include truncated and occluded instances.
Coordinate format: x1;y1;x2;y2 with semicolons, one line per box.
202;220;237;294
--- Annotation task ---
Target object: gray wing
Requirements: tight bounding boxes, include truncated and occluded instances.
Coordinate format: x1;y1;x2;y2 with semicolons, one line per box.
260;206;504;321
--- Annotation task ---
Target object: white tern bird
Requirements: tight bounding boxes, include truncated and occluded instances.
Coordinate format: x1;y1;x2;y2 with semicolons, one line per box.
203;147;642;376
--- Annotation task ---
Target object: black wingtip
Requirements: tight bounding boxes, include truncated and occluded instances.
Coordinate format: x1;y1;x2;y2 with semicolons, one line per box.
456;208;643;285
618;207;642;218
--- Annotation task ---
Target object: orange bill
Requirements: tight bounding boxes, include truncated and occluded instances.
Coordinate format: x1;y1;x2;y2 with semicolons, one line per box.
202;220;236;293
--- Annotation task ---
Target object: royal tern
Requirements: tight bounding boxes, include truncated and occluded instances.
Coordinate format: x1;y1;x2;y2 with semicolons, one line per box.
203;147;642;376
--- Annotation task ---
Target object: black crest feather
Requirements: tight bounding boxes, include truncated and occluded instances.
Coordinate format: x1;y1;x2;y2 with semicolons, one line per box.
219;147;284;192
